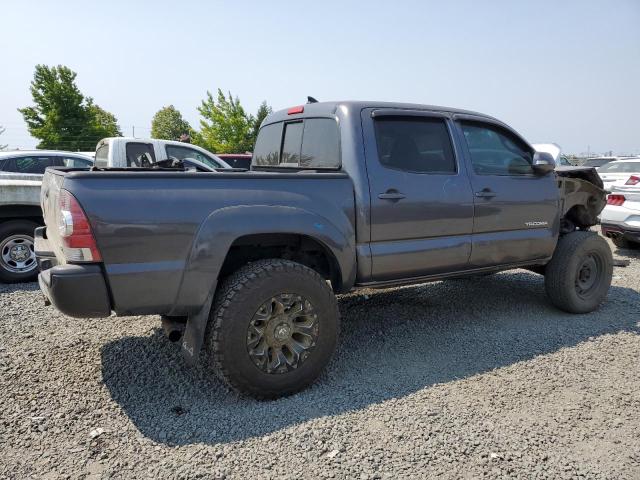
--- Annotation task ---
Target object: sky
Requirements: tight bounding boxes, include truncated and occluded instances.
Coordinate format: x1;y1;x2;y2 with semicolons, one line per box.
1;0;639;155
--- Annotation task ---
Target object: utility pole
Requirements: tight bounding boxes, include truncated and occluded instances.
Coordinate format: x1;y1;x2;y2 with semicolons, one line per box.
132;125;135;137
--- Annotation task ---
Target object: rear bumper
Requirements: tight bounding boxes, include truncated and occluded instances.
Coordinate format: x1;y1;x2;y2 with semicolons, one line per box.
601;221;640;243
35;227;111;318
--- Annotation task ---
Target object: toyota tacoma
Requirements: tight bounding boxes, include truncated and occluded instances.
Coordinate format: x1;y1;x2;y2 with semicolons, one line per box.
36;100;612;398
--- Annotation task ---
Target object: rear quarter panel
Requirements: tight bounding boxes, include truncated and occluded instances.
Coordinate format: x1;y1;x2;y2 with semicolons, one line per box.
62;171;355;315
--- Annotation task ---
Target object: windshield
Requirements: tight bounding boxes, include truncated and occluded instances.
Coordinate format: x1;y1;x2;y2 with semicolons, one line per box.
165;145;223;169
557;155;572;166
583;159;611;167
598;161;640;173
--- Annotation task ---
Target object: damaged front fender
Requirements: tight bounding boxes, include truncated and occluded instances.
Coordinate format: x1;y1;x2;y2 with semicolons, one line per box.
556;167;606;229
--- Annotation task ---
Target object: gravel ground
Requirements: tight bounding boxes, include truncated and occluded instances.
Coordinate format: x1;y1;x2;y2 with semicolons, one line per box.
1;241;639;479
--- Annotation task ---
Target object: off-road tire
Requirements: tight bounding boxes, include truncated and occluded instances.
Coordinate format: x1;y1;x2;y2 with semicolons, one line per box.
204;259;340;399
611;236;639;250
0;220;39;283
544;231;613;313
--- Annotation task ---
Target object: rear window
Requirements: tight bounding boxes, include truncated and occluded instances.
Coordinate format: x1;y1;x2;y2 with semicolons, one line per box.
253;118;340;169
126;143;156;167
597;161;640;173
95;143;109;168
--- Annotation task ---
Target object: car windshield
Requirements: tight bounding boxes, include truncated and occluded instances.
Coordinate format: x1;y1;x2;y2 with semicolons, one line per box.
597;161;640;173
192;155;220;169
583;159;612;167
165;145;222;169
557;155;572;166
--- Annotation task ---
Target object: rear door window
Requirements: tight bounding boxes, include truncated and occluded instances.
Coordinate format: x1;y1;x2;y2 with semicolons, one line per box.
253;118;340;169
373;117;456;173
126;143;156;167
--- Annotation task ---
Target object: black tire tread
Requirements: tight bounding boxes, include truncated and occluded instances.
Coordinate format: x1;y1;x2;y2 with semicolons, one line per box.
544;231;612;313
206;258;339;399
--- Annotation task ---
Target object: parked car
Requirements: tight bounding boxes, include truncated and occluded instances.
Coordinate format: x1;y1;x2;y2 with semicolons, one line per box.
0;150;93;174
596;158;640;191
582;157;620;169
94;137;231;171
216;153;252;169
0;151;93;283
36;100;610;399
601;183;640;249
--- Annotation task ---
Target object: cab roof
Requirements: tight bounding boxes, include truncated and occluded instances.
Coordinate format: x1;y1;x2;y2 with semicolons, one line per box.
264;100;498;125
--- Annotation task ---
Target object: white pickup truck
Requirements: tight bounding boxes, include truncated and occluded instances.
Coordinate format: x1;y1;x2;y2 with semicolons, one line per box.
94;137;230;170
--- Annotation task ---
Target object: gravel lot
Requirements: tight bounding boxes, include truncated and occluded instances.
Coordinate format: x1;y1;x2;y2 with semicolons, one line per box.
1;241;639;479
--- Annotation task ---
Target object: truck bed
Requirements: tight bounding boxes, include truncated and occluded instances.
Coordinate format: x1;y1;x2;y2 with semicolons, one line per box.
40;168;356;316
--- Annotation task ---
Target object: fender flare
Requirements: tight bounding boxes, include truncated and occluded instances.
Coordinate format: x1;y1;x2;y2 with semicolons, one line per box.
175;204;356;363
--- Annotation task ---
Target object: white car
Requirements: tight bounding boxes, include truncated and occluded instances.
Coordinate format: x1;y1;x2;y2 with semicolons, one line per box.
94;137;231;171
596;158;640;191
601;184;640;249
0;150;94;282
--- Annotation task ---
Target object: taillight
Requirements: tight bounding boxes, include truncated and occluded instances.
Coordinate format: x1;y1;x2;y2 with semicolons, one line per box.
625;175;640;185
607;194;626;206
57;189;102;262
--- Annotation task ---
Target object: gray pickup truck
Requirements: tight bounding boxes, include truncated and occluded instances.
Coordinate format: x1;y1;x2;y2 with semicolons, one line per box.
36;101;611;399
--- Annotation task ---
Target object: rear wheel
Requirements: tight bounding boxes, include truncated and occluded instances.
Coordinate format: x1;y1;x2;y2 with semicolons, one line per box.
544;231;613;313
204;259;339;399
0;220;39;283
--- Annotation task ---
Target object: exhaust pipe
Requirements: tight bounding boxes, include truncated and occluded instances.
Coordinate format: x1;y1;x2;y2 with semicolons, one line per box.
161;316;186;342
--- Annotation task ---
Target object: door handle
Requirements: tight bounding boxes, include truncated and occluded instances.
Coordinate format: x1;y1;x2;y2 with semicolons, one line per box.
378;191;406;200
474;189;496;198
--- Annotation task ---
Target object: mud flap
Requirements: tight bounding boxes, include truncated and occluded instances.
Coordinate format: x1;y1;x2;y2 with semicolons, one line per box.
181;292;215;366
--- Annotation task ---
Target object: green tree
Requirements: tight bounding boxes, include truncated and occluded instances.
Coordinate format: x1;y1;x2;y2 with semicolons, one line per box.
194;91;272;153
150;105;192;141
86;99;122;139
18;64;121;150
195;89;254;153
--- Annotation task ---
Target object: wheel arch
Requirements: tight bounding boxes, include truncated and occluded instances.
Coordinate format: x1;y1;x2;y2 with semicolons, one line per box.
0;205;44;225
169;204;356;317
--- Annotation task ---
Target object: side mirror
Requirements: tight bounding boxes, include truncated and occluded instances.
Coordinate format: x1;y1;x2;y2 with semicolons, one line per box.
532;152;555;175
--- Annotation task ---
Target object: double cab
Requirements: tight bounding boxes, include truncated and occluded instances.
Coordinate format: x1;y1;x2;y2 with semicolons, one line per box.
36;101;611;398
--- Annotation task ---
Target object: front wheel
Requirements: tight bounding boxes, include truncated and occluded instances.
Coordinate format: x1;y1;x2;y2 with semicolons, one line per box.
204;259;340;399
544;232;613;313
0;220;40;283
